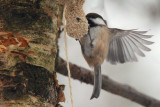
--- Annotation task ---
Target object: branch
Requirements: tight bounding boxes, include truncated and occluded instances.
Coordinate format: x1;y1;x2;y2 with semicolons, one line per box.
56;58;160;107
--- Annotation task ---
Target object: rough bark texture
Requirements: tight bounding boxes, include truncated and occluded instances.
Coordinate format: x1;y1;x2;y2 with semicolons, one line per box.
56;58;160;107
0;0;64;106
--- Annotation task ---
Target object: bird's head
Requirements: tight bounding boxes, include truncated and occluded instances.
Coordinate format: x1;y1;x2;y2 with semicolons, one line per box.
86;13;107;27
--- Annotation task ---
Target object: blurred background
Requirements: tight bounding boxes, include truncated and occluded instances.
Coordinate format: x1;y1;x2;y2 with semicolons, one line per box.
58;0;160;107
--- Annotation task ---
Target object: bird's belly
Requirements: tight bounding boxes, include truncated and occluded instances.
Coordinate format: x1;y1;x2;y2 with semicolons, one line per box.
83;42;109;67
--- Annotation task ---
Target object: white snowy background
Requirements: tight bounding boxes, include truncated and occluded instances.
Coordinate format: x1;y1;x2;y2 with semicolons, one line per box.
57;0;160;107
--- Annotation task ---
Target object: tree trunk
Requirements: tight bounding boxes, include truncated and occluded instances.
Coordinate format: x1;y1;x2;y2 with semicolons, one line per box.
0;0;64;106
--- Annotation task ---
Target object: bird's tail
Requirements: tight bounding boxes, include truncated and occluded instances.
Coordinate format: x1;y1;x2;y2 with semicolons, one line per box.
90;65;102;99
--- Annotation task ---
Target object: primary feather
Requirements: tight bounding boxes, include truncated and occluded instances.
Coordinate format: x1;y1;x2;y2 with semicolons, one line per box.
107;28;154;64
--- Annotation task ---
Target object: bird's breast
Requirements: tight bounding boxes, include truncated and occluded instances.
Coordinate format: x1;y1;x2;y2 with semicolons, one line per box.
81;26;110;67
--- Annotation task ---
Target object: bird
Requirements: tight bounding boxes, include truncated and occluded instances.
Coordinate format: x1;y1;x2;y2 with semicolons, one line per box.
78;13;153;99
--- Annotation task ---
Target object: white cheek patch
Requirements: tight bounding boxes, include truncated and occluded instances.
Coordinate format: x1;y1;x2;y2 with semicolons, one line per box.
91;18;106;25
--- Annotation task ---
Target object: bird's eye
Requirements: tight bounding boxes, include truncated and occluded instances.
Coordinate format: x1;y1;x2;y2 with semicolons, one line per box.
76;17;81;22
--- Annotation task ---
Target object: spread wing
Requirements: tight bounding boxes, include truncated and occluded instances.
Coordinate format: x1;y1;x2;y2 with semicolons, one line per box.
107;28;154;64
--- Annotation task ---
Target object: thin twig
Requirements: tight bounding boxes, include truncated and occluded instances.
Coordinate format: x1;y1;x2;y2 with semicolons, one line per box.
56;58;160;107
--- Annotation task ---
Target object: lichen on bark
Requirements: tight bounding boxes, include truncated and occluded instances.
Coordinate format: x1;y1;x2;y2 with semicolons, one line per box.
0;0;64;106
0;0;59;71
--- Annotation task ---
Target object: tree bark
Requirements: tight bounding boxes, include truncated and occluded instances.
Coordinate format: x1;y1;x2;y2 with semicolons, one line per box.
0;0;64;106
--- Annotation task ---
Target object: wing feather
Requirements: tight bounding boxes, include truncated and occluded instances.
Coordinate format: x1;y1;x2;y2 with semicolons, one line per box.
107;28;153;64
120;38;130;62
123;37;137;61
127;35;145;56
130;33;153;45
116;38;125;63
131;31;153;38
129;35;152;51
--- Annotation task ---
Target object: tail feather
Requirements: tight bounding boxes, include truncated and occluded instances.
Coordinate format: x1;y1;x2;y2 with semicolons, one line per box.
90;65;102;99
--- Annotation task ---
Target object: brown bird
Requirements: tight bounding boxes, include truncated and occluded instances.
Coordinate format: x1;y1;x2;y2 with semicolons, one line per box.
79;13;153;99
